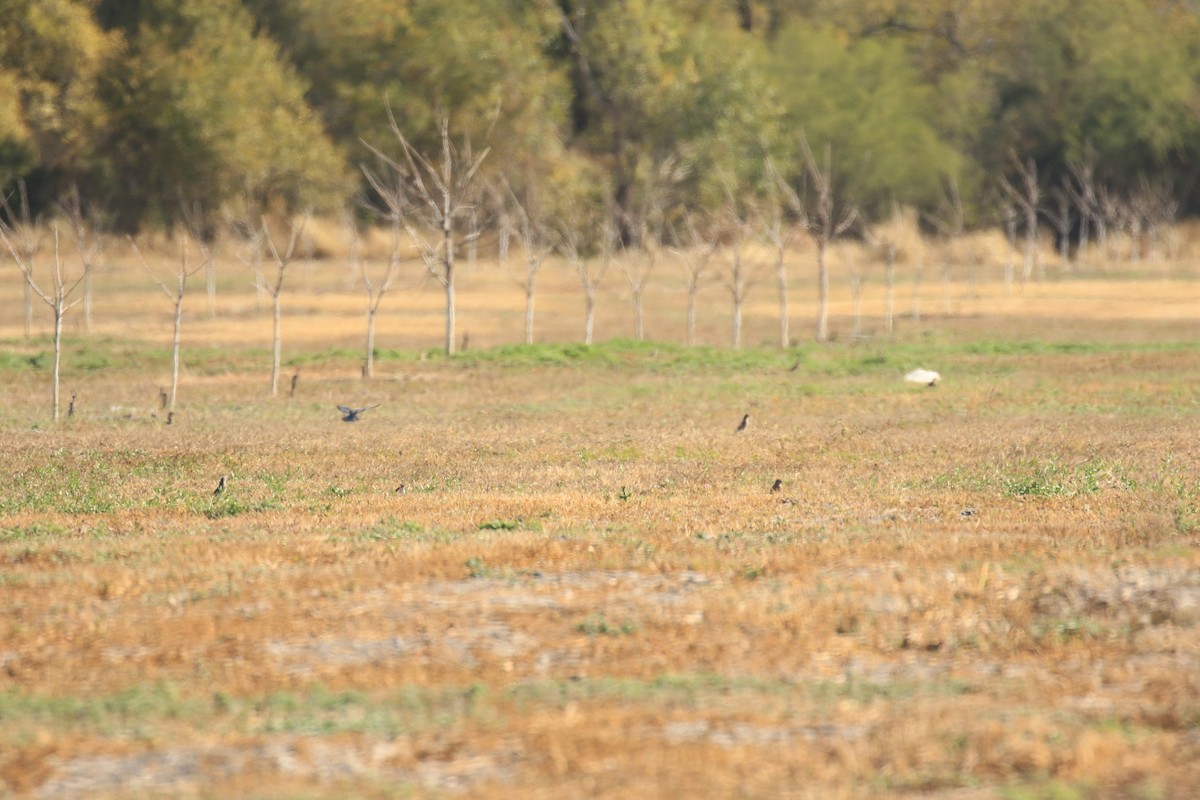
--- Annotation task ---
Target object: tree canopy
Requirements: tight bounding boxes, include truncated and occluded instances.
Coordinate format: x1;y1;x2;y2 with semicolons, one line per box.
1;0;1199;233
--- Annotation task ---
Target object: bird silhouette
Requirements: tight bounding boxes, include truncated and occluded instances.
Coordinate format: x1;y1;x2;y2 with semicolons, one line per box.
338;404;379;422
736;413;750;432
770;479;782;493
289;369;300;398
213;475;226;497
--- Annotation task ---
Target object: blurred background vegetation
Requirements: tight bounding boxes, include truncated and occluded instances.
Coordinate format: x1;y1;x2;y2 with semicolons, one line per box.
2;0;1199;237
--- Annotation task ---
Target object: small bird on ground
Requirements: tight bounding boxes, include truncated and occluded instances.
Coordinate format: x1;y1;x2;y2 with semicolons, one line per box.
338;404;380;422
395;484;407;495
213;475;226;497
770;479;783;493
736;413;750;432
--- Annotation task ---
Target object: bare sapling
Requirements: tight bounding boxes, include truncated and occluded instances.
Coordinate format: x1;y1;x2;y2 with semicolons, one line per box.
1047;185;1073;269
131;231;206;411
616;214;657;342
717;189;757;350
1131;177;1179;263
0;180;42;338
1001;201;1018;293
770;135;858;343
762;162;798;348
498;180;553;345
345;208;403;379
1095;185;1121;266
1067;149;1099;268
667;209;717;346
59;185;106;334
257;211;310;396
0;219;97;421
999;152;1041;285
361;110;490;356
555;209;608;346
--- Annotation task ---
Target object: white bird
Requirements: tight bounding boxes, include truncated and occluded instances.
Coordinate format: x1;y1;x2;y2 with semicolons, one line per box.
904;368;941;387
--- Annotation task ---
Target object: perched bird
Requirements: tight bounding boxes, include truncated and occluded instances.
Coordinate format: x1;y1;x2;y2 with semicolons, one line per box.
736;413;750;432
68;390;77;419
770;479;783;493
289;369;300;398
338;403;380;422
904;368;941;387
159;387;168;409
213;475;226;497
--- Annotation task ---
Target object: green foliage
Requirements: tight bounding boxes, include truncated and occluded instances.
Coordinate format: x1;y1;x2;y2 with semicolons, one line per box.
93;0;349;230
4;0;1200;229
767;22;961;216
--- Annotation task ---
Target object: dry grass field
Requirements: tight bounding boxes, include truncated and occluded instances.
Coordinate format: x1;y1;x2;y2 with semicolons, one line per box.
1;233;1199;798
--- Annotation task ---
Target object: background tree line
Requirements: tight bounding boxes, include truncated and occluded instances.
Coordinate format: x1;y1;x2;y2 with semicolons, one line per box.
3;0;1199;239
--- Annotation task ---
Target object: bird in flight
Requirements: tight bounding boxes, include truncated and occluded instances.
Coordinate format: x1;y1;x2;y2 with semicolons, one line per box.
736;413;750;432
338;404;380;422
213;475;226;497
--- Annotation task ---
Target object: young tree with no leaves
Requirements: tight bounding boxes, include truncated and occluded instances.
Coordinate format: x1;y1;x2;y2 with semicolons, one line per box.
762;169;799;348
555;208;608;346
59;186;106;334
361;111;490;356
496;180;553;346
350;199;405;380
616;234;655;342
716;188;759;350
131;232;206;412
238;211;309;397
0;219;98;421
998;152;1041;285
771;135;858;343
668;209;717;347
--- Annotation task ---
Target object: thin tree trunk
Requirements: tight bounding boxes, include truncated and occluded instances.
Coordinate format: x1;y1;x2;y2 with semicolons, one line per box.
170;294;183;410
524;285;536;345
732;292;743;350
83;274;93;332
1023;205;1037;284
816;240;829;343
23;280;32;338
686;286;697;346
633;288;644;341
1005;216;1017;294
524;253;538;346
584;292;595;345
206;261;216;317
776;250;789;348
365;305;377;379
443;220;456;356
885;243;895;336
52;303;63;422
271;293;282;396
